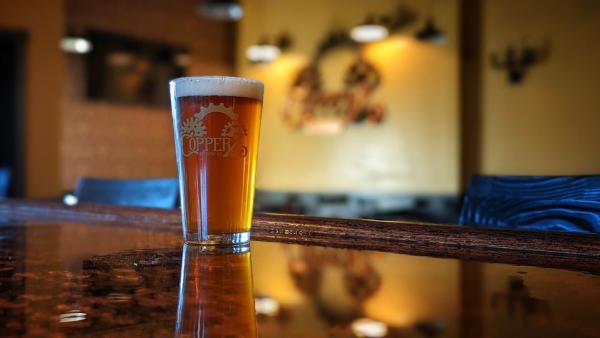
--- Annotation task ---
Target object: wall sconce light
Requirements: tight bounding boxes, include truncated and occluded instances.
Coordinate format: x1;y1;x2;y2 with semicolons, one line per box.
246;42;280;63
246;34;291;63
60;36;93;54
350;5;417;44
415;18;447;44
350;15;389;43
198;0;243;21
415;0;447;45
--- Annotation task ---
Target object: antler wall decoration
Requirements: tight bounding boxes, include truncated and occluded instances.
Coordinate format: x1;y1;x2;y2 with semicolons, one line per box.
491;41;551;84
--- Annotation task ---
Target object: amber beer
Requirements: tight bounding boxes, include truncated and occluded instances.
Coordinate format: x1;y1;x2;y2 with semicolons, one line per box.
170;77;263;245
176;244;256;337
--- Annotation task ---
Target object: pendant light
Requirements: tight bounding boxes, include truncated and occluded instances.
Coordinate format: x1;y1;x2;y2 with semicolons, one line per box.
198;0;243;21
415;0;447;45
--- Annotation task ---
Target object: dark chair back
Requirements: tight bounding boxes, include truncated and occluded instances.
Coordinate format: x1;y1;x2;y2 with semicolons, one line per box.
0;168;10;198
459;175;600;234
75;177;179;209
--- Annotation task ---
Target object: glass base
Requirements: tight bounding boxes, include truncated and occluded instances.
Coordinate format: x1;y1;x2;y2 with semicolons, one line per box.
184;231;250;246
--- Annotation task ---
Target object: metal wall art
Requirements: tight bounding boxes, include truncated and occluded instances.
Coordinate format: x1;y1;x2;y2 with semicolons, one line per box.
282;31;385;134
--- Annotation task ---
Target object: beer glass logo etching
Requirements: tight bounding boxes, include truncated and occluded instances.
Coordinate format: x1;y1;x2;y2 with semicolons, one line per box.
180;103;248;157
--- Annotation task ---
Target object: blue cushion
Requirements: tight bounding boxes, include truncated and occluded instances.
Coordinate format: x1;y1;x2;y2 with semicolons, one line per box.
0;168;10;198
75;177;179;209
459;175;600;234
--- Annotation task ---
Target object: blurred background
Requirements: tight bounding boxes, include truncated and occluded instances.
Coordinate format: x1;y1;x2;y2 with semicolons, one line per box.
1;2;599;337
1;0;599;222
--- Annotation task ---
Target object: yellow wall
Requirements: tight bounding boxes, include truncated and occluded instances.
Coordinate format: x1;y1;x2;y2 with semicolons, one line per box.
0;0;64;197
238;0;460;193
481;0;600;175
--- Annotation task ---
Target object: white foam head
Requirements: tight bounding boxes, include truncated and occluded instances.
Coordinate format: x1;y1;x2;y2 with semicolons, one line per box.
170;76;264;100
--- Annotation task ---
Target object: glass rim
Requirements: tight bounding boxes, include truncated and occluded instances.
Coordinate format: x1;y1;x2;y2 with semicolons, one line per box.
169;76;264;100
170;75;261;83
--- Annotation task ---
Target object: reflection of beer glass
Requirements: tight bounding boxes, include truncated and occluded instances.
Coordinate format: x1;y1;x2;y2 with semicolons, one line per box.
176;244;256;337
169;76;264;245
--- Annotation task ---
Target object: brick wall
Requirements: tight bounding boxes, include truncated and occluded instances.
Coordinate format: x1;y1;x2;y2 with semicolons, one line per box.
61;0;234;189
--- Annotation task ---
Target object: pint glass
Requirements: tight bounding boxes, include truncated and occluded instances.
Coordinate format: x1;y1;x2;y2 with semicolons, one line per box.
169;76;264;245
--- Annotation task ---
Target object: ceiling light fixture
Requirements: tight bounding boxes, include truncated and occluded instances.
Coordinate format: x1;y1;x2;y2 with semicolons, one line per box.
60;37;93;54
198;0;243;21
350;16;389;43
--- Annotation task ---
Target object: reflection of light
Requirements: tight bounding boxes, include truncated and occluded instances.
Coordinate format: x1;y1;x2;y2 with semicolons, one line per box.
59;310;87;323
351;318;388;337
302;118;345;135
60;37;93;54
62;193;78;206
107;292;132;303
350;25;389;43
246;44;281;63
255;296;280;316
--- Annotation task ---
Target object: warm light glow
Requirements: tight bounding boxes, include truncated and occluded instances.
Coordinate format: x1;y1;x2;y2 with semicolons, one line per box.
246;54;306;81
350;25;389;43
255;296;280;316
351;318;388;337
363;37;410;57
60;37;93;54
246;44;281;63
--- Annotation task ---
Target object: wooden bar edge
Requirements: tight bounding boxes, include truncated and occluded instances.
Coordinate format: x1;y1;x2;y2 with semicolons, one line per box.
1;199;598;273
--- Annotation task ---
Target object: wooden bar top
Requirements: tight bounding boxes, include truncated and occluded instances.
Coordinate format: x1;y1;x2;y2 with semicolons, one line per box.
0;199;599;337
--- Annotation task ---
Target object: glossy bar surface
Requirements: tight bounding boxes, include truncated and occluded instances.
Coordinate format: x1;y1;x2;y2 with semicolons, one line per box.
0;200;599;337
